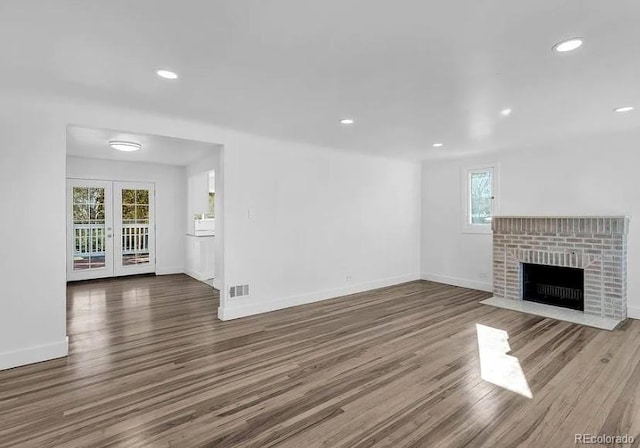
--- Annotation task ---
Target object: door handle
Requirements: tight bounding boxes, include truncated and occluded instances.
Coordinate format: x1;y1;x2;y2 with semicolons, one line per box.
107;234;113;238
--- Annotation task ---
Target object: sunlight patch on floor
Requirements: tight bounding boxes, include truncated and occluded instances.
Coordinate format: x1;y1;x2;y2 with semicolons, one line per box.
476;323;533;399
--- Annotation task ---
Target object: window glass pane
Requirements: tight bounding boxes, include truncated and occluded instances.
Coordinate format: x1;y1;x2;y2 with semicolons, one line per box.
208;192;215;217
89;255;106;269
122;205;136;224
122;189;136;204
123;252;150;265
73;187;89;204
91;204;105;222
121;187;151;267
136;205;149;223
122;226;150;266
136;189;149;205
73;205;90;223
470;170;493;225
73;220;106;271
89;188;105;222
89;188;104;206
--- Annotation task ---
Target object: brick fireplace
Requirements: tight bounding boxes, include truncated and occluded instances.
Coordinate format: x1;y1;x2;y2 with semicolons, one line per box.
492;216;629;320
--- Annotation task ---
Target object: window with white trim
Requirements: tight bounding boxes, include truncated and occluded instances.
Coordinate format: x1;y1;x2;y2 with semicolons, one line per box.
462;164;499;233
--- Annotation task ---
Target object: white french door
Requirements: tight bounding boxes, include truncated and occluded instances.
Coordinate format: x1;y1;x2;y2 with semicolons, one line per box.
113;182;156;277
67;180;156;281
67;180;113;281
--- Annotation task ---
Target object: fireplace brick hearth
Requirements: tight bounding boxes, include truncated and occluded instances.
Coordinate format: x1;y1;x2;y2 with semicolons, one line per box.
492;216;629;320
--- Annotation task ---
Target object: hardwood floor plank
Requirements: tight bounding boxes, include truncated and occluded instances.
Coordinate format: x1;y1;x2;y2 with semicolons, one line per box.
1;275;639;447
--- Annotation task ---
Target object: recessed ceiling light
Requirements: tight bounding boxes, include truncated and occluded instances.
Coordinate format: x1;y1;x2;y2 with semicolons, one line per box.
613;106;635;113
432;143;444;148
339;118;355;125
501;108;512;116
155;69;179;80
553;38;583;53
109;141;142;152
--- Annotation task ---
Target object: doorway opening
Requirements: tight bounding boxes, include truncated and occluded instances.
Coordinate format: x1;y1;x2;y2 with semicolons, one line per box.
65;125;223;288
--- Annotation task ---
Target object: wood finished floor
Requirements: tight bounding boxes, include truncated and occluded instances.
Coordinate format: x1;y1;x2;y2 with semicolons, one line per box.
1;275;640;447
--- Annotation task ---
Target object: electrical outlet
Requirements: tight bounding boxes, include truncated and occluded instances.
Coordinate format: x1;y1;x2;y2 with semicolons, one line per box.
345;275;353;283
478;272;488;280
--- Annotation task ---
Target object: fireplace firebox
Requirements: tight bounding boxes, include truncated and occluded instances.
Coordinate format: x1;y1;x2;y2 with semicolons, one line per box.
522;263;584;311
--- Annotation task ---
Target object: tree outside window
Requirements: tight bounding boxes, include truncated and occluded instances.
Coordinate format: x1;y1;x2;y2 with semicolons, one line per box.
463;165;498;233
470;171;493;225
208;192;215;217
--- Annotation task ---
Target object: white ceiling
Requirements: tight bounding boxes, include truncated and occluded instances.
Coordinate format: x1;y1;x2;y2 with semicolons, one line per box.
2;1;639;160
66;126;217;166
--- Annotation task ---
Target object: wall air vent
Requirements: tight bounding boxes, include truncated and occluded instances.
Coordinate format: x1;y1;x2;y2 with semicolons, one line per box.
229;284;250;298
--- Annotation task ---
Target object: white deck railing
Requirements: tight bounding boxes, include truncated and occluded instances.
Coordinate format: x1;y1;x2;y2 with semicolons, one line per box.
73;225;105;256
121;224;150;255
73;223;150;256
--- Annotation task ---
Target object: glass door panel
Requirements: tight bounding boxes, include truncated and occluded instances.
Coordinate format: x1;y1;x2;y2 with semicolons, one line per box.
114;182;155;276
121;189;150;266
67;180;113;280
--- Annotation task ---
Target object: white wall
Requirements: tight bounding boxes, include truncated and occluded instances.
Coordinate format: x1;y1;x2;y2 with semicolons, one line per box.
0;98;68;370
220;136;422;319
0;90;421;369
421;130;640;318
65;156;187;275
187;172;211;226
186;151;220;232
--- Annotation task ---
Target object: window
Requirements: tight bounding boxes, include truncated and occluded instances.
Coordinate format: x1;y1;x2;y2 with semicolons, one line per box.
208;192;215;217
207;170;215;218
462;164;498;233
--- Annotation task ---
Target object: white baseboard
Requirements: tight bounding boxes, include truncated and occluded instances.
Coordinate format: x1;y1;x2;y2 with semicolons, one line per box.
421;272;493;292
184;268;210;282
218;273;421;321
156;266;185;276
0;337;69;371
628;306;640;320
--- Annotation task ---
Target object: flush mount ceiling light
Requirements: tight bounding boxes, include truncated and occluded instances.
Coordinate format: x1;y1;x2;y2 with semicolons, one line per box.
613;106;635;113
109;141;142;152
501;108;512;116
432;143;444;148
339;118;355;125
155;69;179;80
553;38;583;53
